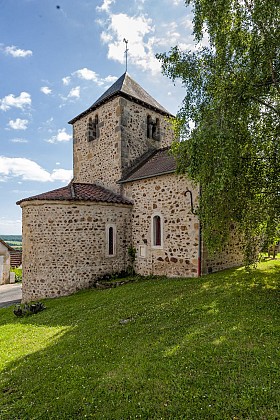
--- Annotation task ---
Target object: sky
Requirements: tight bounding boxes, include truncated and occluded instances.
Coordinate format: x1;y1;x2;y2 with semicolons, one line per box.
0;0;197;235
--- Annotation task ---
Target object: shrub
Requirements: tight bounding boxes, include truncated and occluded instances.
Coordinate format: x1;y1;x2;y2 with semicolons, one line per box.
13;302;46;317
10;267;22;282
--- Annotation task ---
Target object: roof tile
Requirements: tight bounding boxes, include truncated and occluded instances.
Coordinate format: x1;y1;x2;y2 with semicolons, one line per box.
119;147;176;183
16;183;132;206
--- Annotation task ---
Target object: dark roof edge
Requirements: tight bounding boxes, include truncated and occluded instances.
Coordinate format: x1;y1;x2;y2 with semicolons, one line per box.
118;170;176;184
68;91;174;124
17;196;133;205
119;148;159;183
118;146;172;183
0;238;17;252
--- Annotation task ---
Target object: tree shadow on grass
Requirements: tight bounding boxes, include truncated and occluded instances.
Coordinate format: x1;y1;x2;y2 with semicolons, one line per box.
0;262;279;419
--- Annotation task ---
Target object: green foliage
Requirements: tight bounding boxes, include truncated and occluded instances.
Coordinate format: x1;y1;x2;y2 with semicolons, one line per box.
0;261;279;418
128;245;137;275
10;268;22;282
127;245;137;262
157;0;280;264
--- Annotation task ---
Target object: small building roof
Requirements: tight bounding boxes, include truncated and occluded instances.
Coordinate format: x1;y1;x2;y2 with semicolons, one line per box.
69;72;172;124
16;183;133;206
0;238;15;252
119;147;176;183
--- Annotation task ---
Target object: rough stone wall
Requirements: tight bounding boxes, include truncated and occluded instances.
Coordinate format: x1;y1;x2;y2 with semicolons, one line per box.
0;242;10;285
72;97;173;192
202;230;244;274
119;98;173;173
123;174;201;277
73;97;122;193
20;200;132;302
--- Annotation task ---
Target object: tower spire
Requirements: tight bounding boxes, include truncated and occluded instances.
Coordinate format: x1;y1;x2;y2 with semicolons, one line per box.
123;38;128;72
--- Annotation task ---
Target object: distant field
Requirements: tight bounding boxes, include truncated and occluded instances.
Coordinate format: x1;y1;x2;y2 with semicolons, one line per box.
0;235;22;250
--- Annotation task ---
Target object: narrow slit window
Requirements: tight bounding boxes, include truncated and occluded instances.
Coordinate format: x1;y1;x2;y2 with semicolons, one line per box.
153;215;162;246
108;226;114;255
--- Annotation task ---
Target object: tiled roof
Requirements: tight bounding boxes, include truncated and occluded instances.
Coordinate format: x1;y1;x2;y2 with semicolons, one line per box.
69;72;172;124
119;147;176;183
16;183;133;206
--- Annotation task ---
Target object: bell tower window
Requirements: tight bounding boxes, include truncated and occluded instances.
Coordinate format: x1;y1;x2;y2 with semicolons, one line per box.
147;115;160;141
87;114;99;141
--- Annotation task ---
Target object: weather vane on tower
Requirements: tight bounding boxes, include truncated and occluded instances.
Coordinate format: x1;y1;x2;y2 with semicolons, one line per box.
123;38;128;72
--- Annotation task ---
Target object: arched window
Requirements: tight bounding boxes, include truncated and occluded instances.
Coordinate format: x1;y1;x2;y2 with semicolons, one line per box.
154;118;160;140
147;115;153;138
106;224;116;257
152;214;163;248
147;115;160;140
87;114;99;141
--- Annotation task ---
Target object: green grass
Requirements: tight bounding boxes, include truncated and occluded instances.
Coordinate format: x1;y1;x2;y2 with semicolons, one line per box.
0;260;279;419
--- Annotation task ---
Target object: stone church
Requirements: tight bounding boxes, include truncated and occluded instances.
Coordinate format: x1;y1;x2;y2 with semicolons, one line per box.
17;73;243;302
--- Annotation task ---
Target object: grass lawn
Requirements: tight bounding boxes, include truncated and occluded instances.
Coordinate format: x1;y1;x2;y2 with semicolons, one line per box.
0;260;279;419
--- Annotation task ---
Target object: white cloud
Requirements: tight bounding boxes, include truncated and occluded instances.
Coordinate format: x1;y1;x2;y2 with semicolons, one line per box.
96;0;115;12
104;75;118;83
50;169;73;182
68;86;80;99
10;138;28;143
40;86;52;95
62;76;71;86
61;69;117;95
0;217;22;235
0;92;31;111
100;13;161;74
0;156;73;183
8;119;29;130
74;68;100;82
4;45;32;58
47;128;72;144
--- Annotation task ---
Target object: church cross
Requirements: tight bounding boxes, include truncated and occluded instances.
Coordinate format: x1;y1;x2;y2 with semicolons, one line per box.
123;38;128;72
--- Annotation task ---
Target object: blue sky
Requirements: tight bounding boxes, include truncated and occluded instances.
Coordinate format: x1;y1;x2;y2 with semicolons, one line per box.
0;0;196;235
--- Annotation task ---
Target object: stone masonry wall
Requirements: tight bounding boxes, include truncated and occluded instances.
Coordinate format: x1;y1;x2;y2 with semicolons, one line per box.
202;229;244;274
20;200;132;302
73;97;122;193
72;97;173;193
119;97;173;173
123;174;201;277
0;242;10;285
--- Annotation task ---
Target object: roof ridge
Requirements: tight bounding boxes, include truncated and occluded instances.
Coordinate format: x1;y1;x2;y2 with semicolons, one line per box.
16;182;133;206
118;148;158;183
69;73;172;124
70;183;76;199
119;147;176;184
